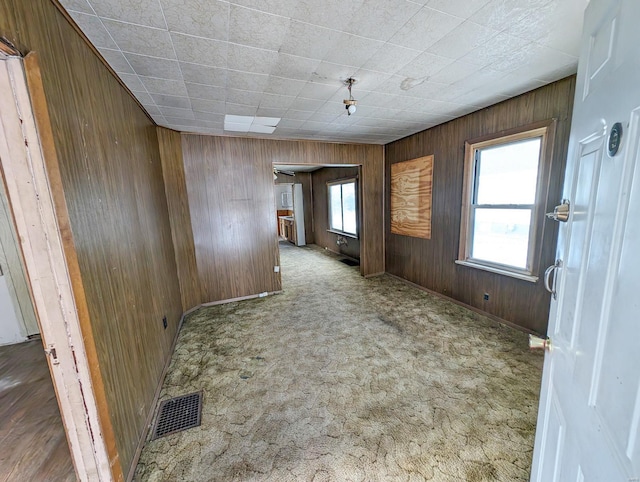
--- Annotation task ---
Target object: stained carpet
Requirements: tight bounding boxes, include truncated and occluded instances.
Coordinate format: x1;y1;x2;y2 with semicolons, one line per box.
135;243;543;481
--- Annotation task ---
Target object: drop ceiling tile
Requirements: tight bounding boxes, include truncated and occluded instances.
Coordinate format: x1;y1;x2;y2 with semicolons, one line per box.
124;53;183;79
140;77;188;96
68;12;117;49
426;20;500;59
492;43;577;74
395;51;454;80
472;0;550;31
194;111;225;123
193;99;225;115
98;48;134;73
228;0;298;16
345;0;422;41
226;71;270;93
150;93;191;109
161;0;229;40
264;77;307;97
255;107;288;117
271;54;320;81
227;44;279;75
91;0;166;28
360;44;422;75
291;97;323;111
389;7;464;51
426;0;491;18
307;111;340;123
452;90;510;107
103;20;175;58
508;0;585;56
283;109;314;121
141;104;161;115
159;106;195;120
171;33;227;67
260;93;296;109
427;61;479;84
118;73;146;92
179;63;227;87
459;32;531;70
150;113;167;124
291;0;364;31
61;0;94;14
315;101;346;115
279;21;339;61
323;34;384;69
297;82;341;100
226;89;264;106
164;117;206;127
225;103;258;115
133;92;153;104
185;83;226;101
277;119;306;129
229;5;291;51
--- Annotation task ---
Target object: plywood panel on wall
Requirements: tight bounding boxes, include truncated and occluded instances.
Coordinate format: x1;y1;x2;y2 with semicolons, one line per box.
385;77;576;334
312;166;361;260
176;136;384;304
0;1;183;478
390;155;432;239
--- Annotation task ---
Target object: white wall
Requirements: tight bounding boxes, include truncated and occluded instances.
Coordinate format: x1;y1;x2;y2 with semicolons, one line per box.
274;184;293;210
0;274;26;345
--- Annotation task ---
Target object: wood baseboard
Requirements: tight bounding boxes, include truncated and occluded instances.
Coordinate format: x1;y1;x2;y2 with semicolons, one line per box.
385;273;539;336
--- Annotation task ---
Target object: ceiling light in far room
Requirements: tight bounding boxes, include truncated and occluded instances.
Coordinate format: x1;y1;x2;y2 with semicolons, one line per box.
343;77;357;116
224;115;280;134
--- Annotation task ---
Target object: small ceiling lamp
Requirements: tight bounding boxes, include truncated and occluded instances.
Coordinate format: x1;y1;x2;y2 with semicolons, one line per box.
343;77;357;116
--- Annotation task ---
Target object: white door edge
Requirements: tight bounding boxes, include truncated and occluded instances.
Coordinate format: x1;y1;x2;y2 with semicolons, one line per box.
0;55;112;480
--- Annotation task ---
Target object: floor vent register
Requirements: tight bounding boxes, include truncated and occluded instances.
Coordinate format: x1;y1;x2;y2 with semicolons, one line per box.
152;391;202;440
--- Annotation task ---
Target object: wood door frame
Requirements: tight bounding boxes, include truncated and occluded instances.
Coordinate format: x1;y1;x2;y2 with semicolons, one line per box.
0;51;118;480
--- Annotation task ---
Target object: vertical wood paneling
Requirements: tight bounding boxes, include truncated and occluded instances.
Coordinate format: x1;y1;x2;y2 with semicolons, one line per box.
311;166;361;260
0;0;183;477
157;127;201;310
385;77;576;334
177;136;384;303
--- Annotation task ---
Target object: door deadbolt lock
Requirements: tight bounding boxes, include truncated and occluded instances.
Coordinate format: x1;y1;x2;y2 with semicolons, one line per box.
546;199;570;222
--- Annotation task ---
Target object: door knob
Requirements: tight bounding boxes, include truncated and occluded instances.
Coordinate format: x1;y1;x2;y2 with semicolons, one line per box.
529;334;551;351
544;259;562;299
546;199;570;222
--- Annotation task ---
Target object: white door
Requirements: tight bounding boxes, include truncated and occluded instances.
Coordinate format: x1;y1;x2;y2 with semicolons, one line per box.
531;0;640;480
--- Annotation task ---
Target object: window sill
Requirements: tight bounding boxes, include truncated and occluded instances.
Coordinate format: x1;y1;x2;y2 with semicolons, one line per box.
327;229;358;240
454;260;538;283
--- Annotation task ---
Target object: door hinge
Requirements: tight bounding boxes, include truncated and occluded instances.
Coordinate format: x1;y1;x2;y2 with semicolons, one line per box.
44;344;59;365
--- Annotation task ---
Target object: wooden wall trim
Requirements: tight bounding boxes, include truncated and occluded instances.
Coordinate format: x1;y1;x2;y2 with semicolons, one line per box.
157;128;201;311
23;52;124;482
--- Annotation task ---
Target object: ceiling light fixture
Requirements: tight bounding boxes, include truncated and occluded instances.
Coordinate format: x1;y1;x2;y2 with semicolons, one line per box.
343;77;357;116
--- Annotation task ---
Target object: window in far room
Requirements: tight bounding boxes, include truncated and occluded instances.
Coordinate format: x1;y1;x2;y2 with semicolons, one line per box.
457;121;556;282
327;178;358;237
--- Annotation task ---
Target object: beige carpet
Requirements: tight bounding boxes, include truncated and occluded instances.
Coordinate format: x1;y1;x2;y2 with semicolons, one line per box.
134;243;543;481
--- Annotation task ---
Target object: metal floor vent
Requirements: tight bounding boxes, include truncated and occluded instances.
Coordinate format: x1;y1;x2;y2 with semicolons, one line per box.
152;391;202;440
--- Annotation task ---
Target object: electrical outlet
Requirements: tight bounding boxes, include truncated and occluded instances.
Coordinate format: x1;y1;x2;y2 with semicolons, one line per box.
162;316;168;329
274;265;280;273
483;293;490;301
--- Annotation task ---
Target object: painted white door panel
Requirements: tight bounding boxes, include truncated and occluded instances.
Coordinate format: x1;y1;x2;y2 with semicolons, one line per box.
532;0;640;480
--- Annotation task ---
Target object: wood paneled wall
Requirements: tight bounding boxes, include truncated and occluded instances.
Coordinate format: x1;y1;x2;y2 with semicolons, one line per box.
385;77;576;334
165;135;384;305
0;1;183;478
311;166;361;260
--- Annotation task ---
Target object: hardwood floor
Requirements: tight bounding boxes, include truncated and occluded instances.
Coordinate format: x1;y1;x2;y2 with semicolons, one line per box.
0;340;76;482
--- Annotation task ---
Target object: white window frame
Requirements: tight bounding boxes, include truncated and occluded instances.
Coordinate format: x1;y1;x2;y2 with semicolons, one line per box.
327;178;358;238
456;120;557;282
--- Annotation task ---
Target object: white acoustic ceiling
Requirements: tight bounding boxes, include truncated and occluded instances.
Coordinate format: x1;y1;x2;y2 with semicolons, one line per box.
60;0;586;144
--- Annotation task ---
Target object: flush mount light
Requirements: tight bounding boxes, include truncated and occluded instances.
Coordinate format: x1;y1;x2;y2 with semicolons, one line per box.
223;115;280;133
343;77;357;116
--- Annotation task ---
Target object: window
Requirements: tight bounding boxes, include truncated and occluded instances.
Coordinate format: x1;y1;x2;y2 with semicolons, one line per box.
457;121;556;281
328;178;358;237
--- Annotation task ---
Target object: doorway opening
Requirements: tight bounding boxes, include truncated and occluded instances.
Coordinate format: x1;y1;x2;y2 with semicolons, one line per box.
273;163;362;273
